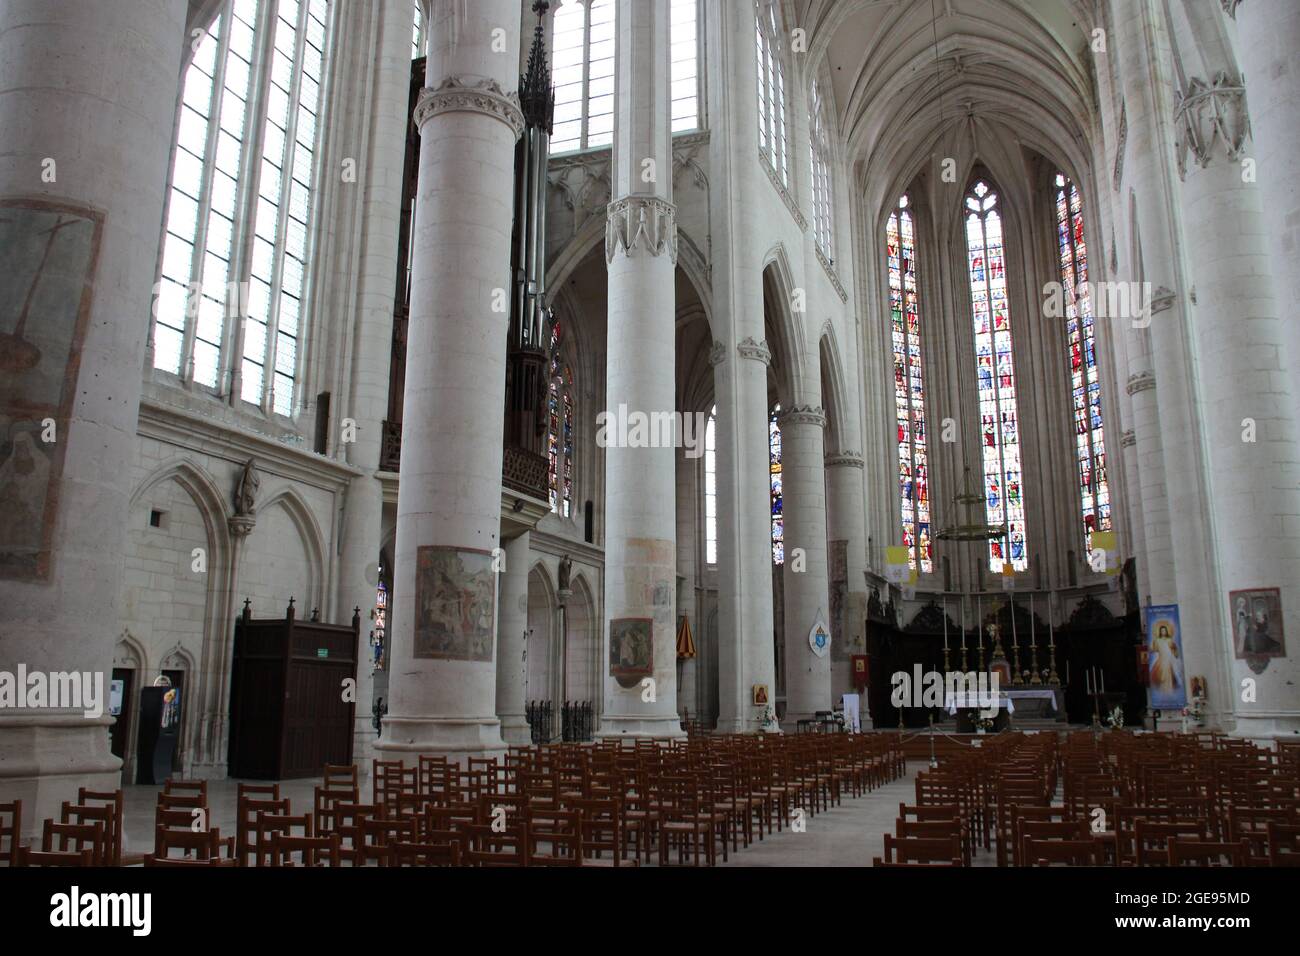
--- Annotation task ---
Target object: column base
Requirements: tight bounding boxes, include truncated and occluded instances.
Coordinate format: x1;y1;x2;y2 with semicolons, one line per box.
0;714;121;841
596;714;687;738
1226;714;1300;740
498;714;532;747
375;715;507;764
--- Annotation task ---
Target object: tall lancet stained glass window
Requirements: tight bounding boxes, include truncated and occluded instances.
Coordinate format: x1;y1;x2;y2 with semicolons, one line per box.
770;405;784;565
887;195;931;572
965;180;1027;571
547;320;575;517
1054;173;1111;559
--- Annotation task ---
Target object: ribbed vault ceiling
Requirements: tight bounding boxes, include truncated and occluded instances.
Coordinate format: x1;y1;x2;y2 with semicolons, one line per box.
792;0;1101;201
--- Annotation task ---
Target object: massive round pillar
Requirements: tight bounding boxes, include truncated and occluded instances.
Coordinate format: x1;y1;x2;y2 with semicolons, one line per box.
377;0;522;760
598;0;682;738
778;407;832;725
0;0;187;832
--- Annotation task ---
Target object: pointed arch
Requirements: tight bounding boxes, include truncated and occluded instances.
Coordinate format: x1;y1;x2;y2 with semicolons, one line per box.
817;325;849;455
759;242;806;406
254;485;328;610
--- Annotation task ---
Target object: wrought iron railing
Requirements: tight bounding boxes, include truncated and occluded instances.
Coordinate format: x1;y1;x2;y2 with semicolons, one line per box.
525;699;594;743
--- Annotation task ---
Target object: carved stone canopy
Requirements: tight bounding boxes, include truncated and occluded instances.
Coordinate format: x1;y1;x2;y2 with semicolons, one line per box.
825;450;865;469
605;196;678;264
1174;72;1250;179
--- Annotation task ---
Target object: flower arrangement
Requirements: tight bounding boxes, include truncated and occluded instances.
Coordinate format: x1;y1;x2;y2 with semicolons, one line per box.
1107;704;1124;729
973;714;995;734
1180;697;1207;728
759;704;779;732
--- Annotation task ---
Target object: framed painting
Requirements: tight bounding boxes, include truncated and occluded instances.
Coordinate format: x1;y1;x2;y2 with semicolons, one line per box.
1230;587;1285;674
610;617;652;689
411;546;496;662
0;198;104;580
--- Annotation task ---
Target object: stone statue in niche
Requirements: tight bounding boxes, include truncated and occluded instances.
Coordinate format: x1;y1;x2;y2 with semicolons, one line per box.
558;553;572;593
234;459;259;517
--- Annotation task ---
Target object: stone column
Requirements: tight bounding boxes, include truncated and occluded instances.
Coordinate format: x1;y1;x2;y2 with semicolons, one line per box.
0;0;186;830
779;406;831;724
495;531;532;744
377;0;522;760
1174;54;1300;736
326;0;414;783
1230;0;1300;419
825;450;868;721
598;0;681;738
1109;0;1226;721
675;446;700;718
708;0;776;734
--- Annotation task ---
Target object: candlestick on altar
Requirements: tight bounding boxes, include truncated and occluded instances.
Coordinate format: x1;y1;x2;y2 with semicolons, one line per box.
942;599;952;672
1028;593;1042;686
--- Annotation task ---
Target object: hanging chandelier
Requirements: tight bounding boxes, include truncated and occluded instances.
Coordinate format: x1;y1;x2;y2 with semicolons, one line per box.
935;465;1006;543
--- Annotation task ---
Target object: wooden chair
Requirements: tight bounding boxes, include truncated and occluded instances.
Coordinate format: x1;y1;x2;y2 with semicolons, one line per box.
527;809;583;866
333;802;381;865
1167;837;1248;867
144;855;238;867
389;840;461;867
462;821;528;867
75;789;123;866
153;824;227;861
237;797;290;866
1016;820;1089;868
1134;820;1209;866
0;800;21;866
313;785;359;836
876;833;962;866
658;776;718;867
1267;822;1300;866
16;846;93;867
1025;838;1103;866
42;820;104;866
895;818;969;866
252;812;312;867
569;797;633;867
268;832;343;867
323;764;359;790
358;817;418;866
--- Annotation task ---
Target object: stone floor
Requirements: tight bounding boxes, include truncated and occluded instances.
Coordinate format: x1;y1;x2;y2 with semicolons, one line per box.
717;762;997;867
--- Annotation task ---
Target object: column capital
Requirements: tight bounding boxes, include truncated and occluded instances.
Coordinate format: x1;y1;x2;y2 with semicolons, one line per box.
708;340;728;366
1174;72;1250;178
777;405;827;429
1120;429;1138;449
825;451;865;469
605;195;678;264
736;337;771;365
1221;0;1242;19
414;76;525;139
1126;370;1157;395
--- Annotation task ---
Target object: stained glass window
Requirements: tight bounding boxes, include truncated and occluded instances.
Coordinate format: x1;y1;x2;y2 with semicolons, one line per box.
152;0;329;419
755;0;788;186
547;320;574;517
770;404;784;565
704;406;717;564
887;194;931;573
810;77;833;254
965;179;1027;572
1054;172;1111;561
550;0;616;153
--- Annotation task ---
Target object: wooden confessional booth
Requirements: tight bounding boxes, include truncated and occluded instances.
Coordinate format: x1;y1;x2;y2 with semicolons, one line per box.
227;599;360;779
